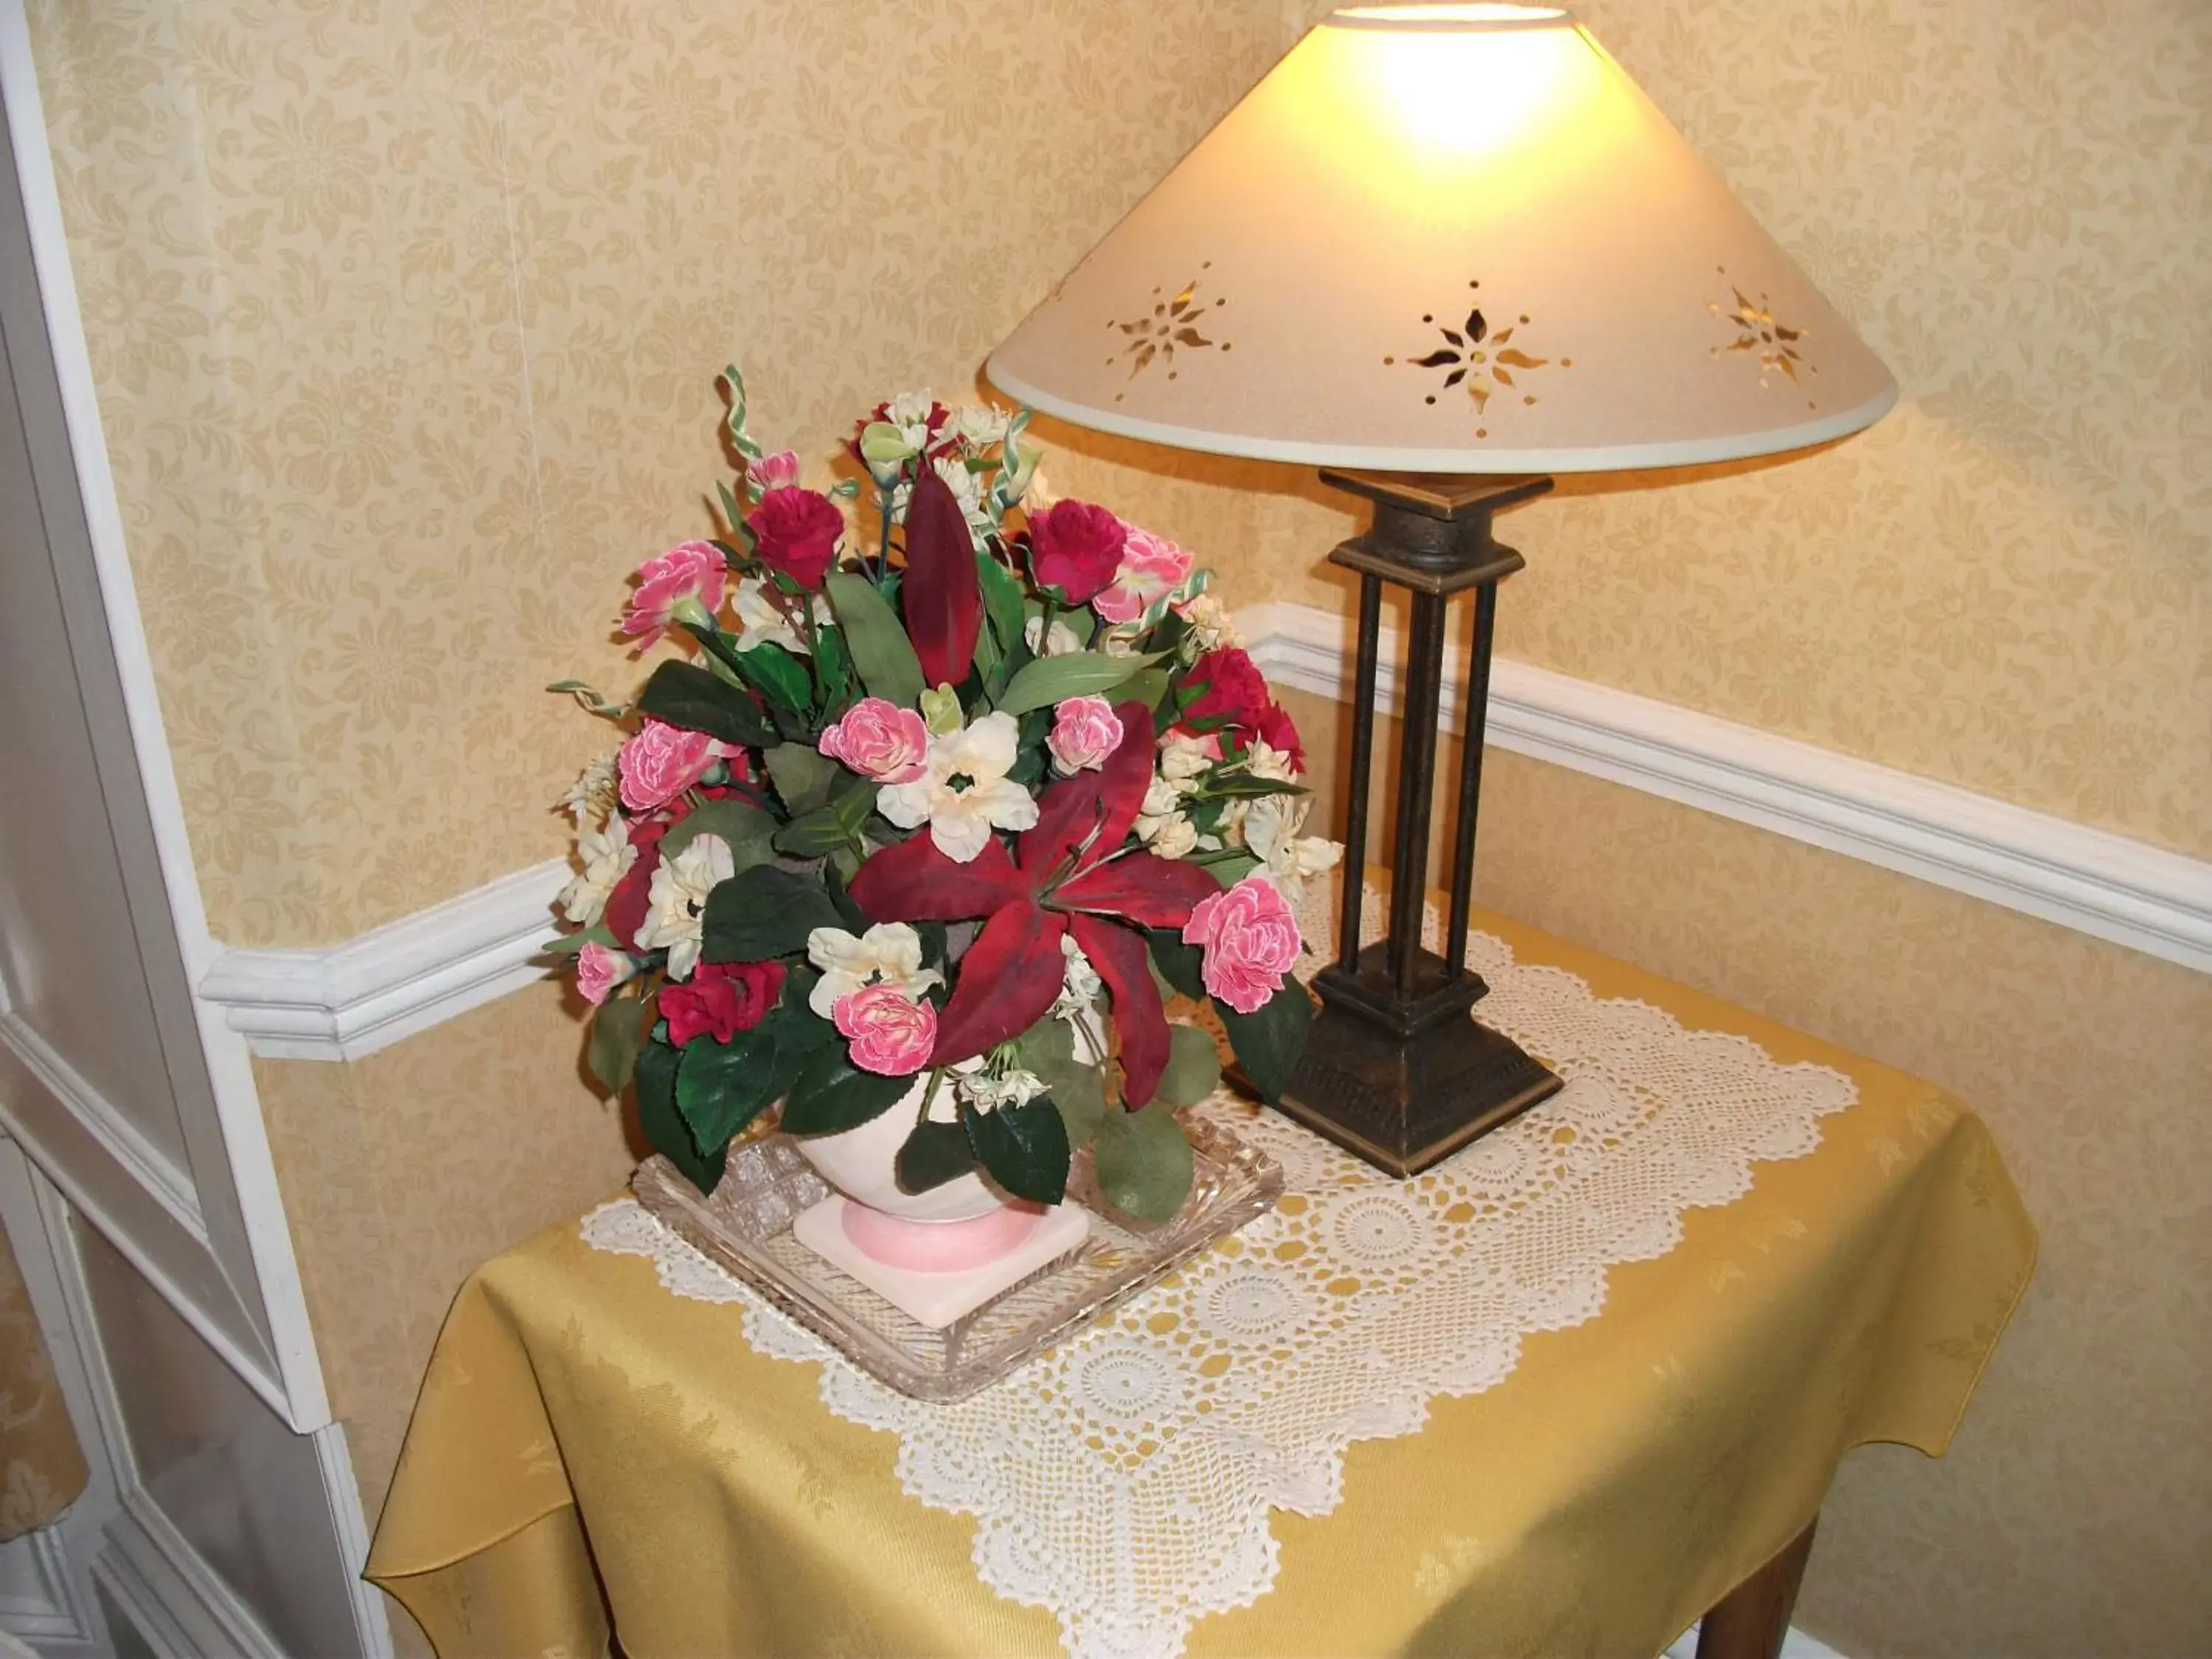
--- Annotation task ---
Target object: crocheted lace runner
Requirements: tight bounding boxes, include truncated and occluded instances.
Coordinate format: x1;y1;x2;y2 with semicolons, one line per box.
582;903;1855;1658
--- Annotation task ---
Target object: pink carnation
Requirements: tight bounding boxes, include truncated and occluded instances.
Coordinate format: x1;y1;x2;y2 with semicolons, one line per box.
1091;527;1192;625
751;449;801;492
619;720;735;813
622;540;726;648
575;942;633;1006
832;984;937;1077
1181;876;1300;1014
1047;695;1125;774
818;698;930;785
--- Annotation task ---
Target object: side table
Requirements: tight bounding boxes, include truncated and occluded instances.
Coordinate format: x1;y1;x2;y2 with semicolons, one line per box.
366;906;2034;1658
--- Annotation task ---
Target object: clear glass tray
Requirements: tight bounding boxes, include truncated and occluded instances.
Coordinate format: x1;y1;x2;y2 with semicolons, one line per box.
631;1110;1283;1402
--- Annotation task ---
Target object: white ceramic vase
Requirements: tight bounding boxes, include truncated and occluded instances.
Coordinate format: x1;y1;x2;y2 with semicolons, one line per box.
790;1071;1006;1221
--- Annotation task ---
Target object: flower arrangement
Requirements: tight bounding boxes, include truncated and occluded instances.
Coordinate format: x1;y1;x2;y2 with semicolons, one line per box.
549;371;1340;1222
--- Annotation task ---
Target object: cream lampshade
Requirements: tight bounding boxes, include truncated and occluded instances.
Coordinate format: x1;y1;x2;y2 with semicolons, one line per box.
987;3;1899;1179
988;3;1895;473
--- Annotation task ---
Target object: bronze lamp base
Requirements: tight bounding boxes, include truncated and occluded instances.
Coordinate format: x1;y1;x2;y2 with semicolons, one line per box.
1279;470;1563;1177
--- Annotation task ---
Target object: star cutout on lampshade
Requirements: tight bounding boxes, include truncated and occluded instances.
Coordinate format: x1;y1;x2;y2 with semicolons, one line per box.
988;3;1896;474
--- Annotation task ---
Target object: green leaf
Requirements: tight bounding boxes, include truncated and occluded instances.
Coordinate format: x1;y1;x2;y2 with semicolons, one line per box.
702;865;845;961
824;571;926;709
721;362;764;464
1215;978;1314;1105
676;1029;780;1155
758;992;835;1054
1203;773;1308;800
546;680;630;721
731;641;814;737
1146;929;1207;1001
961;1097;1071;1206
1154;1023;1222;1108
995;649;1168;717
586;994;651;1091
1092;1105;1194;1223
813;620;856;714
1018;1016;1107;1144
1114;666;1171;717
896;1116;976;1193
773;776;880;857
636;658;771;747
1196;852;1262;889
780;1050;914;1136
637;1037;726;1194
764;742;840;816
543;922;616;958
976;553;1027;662
661;797;778;868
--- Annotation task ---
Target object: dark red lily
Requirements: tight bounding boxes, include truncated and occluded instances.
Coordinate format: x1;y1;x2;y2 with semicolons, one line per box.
900;466;981;689
847;701;1218;1106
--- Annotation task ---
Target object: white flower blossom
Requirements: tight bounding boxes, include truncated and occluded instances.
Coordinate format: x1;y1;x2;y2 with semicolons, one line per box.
733;577;827;655
949;403;1012;448
1242;795;1344;899
561;751;619;824
892;456;992;537
1158;732;1217;787
1178;592;1243;653
1144;813;1199;859
635;833;734;981
559;810;637;925
885;389;939;451
1052;933;1103;1020
951;1059;1048;1114
1136;773;1183;823
804;923;943;1018
877;711;1038;863
1244;736;1300;782
1023;613;1083;657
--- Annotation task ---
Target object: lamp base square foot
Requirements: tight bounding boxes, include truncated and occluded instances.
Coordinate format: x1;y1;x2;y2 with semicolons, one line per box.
1276;1001;1565;1178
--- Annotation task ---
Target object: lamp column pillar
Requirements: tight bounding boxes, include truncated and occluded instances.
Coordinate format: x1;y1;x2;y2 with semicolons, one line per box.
1278;470;1564;1178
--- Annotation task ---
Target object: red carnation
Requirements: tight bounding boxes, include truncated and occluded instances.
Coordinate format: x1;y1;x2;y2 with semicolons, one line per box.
745;487;844;590
1252;700;1304;773
1183;647;1270;730
1027;500;1127;604
661;959;786;1047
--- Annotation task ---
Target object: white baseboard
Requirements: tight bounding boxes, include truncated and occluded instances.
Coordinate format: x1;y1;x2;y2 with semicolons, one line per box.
1239;600;2212;975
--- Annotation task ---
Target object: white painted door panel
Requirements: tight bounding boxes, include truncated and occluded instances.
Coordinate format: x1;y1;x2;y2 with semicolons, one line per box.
0;114;293;1424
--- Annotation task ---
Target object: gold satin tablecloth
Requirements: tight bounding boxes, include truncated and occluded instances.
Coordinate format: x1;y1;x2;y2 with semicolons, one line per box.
367;911;2034;1658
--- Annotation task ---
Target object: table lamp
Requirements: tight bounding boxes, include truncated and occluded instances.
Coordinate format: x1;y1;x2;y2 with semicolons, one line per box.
987;2;1896;1176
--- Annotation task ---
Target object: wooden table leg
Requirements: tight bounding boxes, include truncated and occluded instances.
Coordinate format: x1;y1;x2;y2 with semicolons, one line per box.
1694;1517;1818;1659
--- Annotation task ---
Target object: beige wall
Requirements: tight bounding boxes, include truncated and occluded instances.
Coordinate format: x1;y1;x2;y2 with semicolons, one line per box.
22;0;2209;1654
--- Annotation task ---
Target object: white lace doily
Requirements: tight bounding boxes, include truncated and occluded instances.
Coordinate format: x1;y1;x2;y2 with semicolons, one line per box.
582;903;1855;1658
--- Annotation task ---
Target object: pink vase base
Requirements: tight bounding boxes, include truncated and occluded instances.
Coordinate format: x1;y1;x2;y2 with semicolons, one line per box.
841;1200;1043;1273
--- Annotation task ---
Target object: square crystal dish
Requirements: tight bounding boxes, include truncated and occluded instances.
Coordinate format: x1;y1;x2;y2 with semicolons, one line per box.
631;1110;1284;1402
